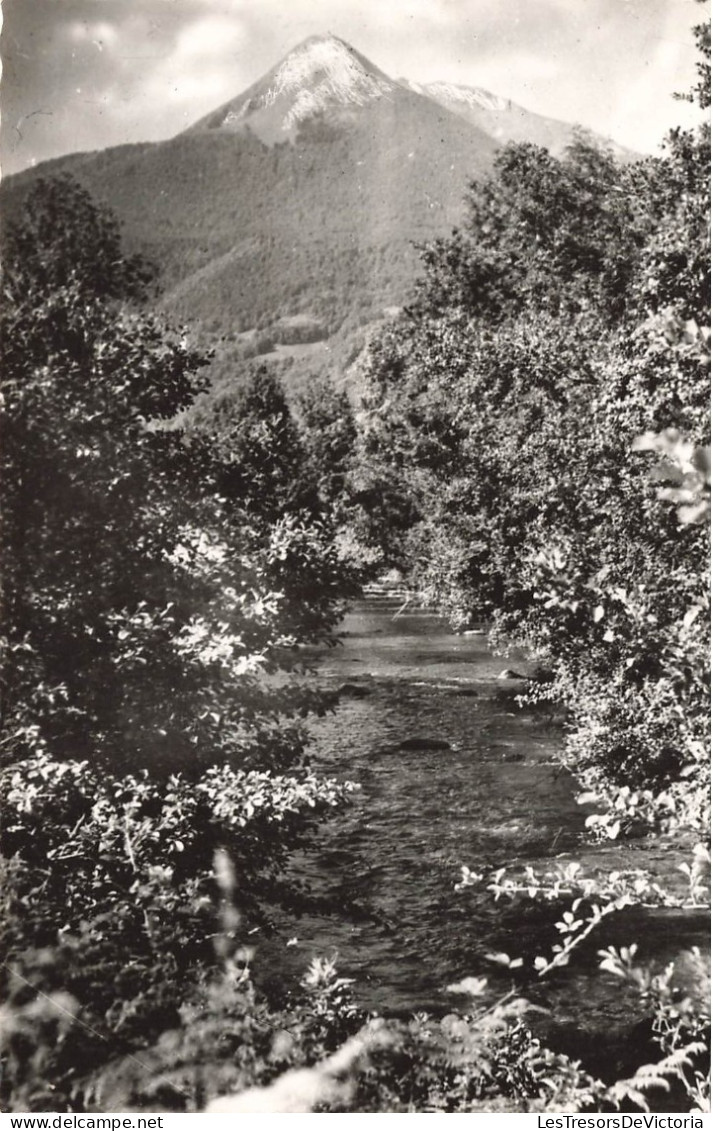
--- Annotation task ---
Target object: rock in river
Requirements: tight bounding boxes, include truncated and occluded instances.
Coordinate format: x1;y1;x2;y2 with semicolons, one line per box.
398;737;451;751
338;683;373;699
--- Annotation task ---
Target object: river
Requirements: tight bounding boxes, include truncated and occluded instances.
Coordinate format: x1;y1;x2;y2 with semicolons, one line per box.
259;597;708;1079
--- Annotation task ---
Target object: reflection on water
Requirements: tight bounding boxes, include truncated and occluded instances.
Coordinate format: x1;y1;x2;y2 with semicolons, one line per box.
259;600;707;1069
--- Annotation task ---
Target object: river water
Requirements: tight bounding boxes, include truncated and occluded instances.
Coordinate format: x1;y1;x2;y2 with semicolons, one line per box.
260;598;707;1076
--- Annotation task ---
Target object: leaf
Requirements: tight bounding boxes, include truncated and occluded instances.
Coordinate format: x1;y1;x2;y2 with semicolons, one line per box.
599;957;628;979
649;462;684;486
678;499;710;525
485;952;513;967
632;430;672;453
446;976;488;997
683;605;702;629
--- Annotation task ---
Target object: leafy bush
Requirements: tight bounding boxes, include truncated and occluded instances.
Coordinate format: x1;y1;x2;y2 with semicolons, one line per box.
353;32;710;831
39;851;701;1116
0;177;361;1108
10;837;706;1115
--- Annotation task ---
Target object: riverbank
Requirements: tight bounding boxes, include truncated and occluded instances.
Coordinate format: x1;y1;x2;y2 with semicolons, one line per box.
256;598;709;1081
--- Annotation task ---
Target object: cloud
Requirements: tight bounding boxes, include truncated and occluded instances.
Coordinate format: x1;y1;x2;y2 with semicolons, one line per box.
171;14;247;60
362;0;460;29
124;12;250;118
67;20;120;48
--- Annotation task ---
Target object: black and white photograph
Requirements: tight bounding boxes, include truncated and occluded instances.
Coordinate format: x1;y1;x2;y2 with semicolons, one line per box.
0;0;710;1116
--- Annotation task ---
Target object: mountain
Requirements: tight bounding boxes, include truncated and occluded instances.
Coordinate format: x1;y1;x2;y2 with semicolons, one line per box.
189;34;400;142
2;33;636;392
401;79;635;162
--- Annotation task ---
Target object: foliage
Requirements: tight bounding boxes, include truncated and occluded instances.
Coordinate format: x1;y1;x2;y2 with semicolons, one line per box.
4;834;708;1113
294;378;357;516
633;425;711;527
0;896;602;1113
454;853;710;1112
345;61;710;1110
2;174;154;305
600;944;710;1112
354;44;710;831
185;365;318;522
1;87;497;352
183;364;365;626
25;849;699;1116
1;176;359;776
0;176;360;1107
2;24;710;1117
412;134;652;324
0;756;354;1111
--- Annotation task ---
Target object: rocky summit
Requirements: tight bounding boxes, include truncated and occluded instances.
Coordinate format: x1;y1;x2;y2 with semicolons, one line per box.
192;34;400;142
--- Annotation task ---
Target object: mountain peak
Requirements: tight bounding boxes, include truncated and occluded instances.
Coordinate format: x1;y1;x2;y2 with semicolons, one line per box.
269;32;392;106
194;33;396;140
290;32;355;53
404;79;510;113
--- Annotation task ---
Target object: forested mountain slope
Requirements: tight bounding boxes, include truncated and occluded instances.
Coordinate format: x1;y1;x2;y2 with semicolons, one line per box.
1;34;630;376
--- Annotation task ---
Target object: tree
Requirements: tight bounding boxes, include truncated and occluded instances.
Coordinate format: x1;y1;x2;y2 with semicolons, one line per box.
183;366;362;640
295;376;357;516
1;177;358;1107
411;136;656;325
187;366;318;522
1;177;351;775
354;22;710;819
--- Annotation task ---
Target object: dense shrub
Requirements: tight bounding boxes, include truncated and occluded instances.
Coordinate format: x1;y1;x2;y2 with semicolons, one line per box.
6;846;705;1113
354;32;710;831
0;177;360;1107
1;177;360;776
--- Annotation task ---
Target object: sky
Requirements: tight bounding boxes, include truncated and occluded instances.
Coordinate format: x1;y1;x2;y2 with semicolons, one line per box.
1;0;708;175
